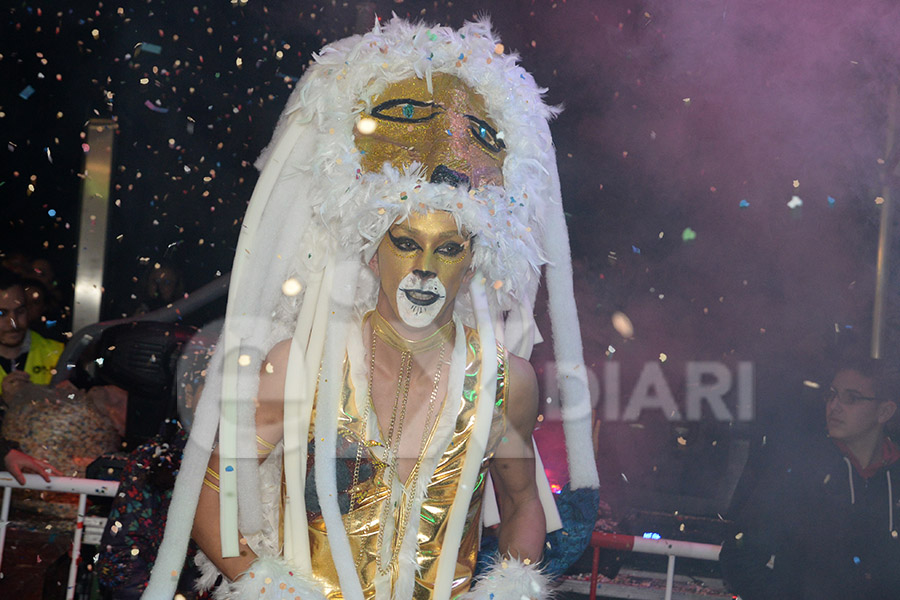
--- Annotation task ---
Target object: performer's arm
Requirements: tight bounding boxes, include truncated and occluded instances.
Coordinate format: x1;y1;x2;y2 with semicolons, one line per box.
489;353;545;562
191;340;289;581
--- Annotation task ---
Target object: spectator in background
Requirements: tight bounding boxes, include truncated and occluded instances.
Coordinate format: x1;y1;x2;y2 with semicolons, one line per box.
28;256;56;290
1;252;69;337
27;256;69;333
131;261;185;316
21;277;65;342
0;268;64;388
22;278;48;326
0;251;31;277
0;267;64;484
720;351;900;599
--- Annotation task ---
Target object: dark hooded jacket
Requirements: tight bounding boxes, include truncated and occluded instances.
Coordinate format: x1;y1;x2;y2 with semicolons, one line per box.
720;433;900;600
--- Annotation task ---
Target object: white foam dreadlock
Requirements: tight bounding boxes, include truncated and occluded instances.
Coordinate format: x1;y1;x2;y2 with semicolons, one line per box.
145;16;597;600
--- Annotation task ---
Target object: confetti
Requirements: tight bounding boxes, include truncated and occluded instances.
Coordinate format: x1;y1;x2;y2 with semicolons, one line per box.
787;195;803;209
681;227;697;241
144;100;169;113
739;199;750;208
19;85;36;100
138;42;163;55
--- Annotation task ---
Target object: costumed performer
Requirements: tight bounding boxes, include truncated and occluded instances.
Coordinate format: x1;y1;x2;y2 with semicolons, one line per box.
145;17;599;600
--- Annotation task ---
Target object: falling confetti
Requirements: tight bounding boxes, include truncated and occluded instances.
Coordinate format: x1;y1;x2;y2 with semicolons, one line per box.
143;100;169;113
138;42;163;54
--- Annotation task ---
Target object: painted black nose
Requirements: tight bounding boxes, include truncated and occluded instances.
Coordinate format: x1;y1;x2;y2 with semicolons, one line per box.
430;165;470;188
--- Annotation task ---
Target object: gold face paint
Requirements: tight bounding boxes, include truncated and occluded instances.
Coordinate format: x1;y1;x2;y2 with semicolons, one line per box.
354;73;505;188
374;210;473;329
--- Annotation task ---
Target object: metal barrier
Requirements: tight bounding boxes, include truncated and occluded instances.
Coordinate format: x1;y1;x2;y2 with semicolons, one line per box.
0;473;119;600
590;531;722;600
1;473;724;600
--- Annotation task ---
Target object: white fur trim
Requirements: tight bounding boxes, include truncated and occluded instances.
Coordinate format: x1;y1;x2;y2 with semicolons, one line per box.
461;556;552;600
313;258;366;600
543;156;598;490
259;16;557;321
208;556;328;600
433;276;498;600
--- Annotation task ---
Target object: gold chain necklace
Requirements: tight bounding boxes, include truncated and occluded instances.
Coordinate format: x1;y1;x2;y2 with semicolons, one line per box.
385;341;445;567
366;313;449;576
350;324;378;570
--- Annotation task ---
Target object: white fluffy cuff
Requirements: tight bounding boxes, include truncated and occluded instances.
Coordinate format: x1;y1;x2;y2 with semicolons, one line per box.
210;557;328;600
461;556;552;600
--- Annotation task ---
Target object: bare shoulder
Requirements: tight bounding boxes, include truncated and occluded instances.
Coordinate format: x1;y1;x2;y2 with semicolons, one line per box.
256;339;292;429
505;352;538;416
264;338;293;369
502;352;539;447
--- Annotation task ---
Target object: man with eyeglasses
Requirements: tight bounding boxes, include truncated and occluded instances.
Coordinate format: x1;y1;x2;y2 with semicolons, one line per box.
720;353;900;599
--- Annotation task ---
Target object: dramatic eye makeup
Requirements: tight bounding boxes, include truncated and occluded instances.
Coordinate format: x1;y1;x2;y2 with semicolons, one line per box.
436;242;465;257
387;228;468;262
466;116;505;153
368;98;505;154
388;229;420;254
370;98;440;123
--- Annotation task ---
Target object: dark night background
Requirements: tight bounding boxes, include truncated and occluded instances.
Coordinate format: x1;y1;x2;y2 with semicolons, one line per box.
3;0;900;528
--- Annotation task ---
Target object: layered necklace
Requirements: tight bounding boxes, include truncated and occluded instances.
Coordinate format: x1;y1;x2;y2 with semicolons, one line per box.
356;310;454;575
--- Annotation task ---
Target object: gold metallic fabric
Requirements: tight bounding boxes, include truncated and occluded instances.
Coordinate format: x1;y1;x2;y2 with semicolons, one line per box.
305;327;507;599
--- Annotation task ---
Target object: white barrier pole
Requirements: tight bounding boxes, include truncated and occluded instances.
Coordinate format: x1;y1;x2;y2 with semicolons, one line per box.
66;494;88;600
0;487;11;570
664;554;676;600
0;473;120;497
